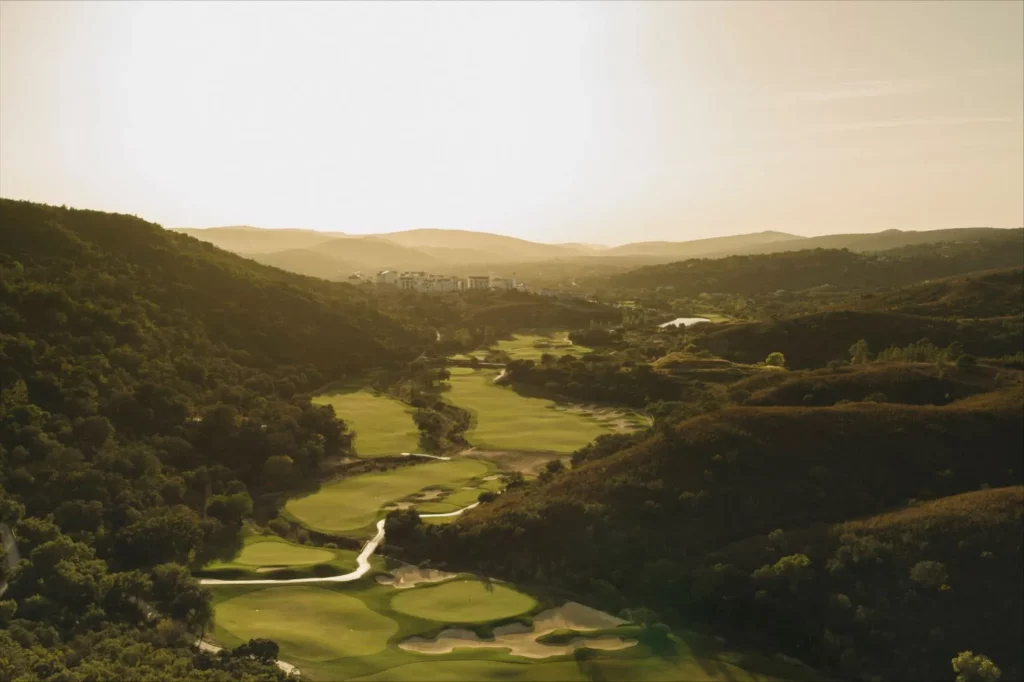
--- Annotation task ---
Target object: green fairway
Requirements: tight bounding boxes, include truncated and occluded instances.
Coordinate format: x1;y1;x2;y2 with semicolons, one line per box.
198;534;360;579
216;586;398;660
227;536;334;566
390;579;537;623
492;332;592;361
313;389;420;457
284;459;490;534
350;657;779;681
444;369;632;453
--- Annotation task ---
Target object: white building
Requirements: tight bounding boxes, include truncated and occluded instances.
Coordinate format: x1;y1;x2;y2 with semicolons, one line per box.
375;270;399;285
466;275;490;290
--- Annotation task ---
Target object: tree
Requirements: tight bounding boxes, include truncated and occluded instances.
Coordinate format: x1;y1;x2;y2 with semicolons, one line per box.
263;455;294;481
952;651;1001;682
910;560;949;590
234;638;280;665
956;353;978;369
765;352;786;368
849;339;871;364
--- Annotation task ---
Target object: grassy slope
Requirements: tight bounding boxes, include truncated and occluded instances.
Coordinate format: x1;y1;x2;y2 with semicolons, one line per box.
313;389;420;457
284;459;491;534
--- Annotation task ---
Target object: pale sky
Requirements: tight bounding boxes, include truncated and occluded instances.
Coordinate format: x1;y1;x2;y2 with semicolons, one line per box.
1;1;1021;244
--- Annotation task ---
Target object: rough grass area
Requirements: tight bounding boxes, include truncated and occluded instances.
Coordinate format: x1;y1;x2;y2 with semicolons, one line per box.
390;578;537;623
444;368;631;453
313;388;420;457
284;459;491;534
196;534;360;579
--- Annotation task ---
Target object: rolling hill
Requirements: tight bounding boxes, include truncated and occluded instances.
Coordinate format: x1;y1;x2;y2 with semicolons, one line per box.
397;388;1024;681
172;225;340;254
602;230;800;258
1;199;429;372
172;225;1023;283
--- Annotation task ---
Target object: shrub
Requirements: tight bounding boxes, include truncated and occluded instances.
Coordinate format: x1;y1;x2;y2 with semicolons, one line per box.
951;651;1001;682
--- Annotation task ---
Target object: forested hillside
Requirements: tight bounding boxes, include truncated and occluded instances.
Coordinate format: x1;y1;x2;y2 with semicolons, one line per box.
395;388;1024;681
0;199;437;680
604;232;1024;294
691;311;1022;369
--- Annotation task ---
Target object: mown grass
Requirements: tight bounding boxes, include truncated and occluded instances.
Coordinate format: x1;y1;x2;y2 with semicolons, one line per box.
215;585;399;660
444;369;623;453
284;458;491;535
313;388;420;457
207;578;808;682
389;578;537;623
196;534;361;580
492;332;593;361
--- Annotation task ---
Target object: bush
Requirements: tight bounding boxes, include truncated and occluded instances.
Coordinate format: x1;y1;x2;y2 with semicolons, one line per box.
952;651;1001;682
910;560;949;590
765;352;786;368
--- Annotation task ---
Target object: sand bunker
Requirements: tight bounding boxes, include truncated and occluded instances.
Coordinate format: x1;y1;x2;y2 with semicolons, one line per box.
410;489;447;501
376;565;458;589
398;601;636;659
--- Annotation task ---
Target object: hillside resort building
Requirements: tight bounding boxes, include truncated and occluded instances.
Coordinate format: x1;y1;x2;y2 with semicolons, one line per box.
374;270;521;292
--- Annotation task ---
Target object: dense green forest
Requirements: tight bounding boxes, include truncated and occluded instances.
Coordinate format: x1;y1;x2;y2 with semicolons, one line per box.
0;200;437;680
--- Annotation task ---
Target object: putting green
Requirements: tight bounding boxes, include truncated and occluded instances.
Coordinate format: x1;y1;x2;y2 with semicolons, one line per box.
285;459;489;534
444;369;618;453
390;579;536;623
216;586;398;660
313;389;419;457
231;536;335;567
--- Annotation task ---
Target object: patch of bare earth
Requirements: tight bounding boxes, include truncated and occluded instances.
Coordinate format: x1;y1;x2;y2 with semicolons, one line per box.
455;448;563;477
376;565;458;589
398;602;636;658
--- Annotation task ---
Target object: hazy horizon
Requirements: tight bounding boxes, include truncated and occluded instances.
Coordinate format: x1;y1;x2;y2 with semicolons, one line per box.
2;1;1022;244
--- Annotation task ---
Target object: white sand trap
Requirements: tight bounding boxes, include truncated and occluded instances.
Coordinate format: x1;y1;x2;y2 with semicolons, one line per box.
376;565;458;589
398;601;636;659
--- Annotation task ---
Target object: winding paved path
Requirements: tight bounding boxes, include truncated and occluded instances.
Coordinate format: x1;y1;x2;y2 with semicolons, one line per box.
198;503;478;587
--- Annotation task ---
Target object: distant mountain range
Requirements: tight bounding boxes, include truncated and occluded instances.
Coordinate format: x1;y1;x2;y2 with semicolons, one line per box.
171;225;1017;281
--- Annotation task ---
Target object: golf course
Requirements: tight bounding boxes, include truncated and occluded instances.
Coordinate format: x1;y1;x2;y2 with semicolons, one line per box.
283;458;493;535
492;332;592;361
201;333;816;681
444;366;644;453
198;534;361;580
313;389;420;457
